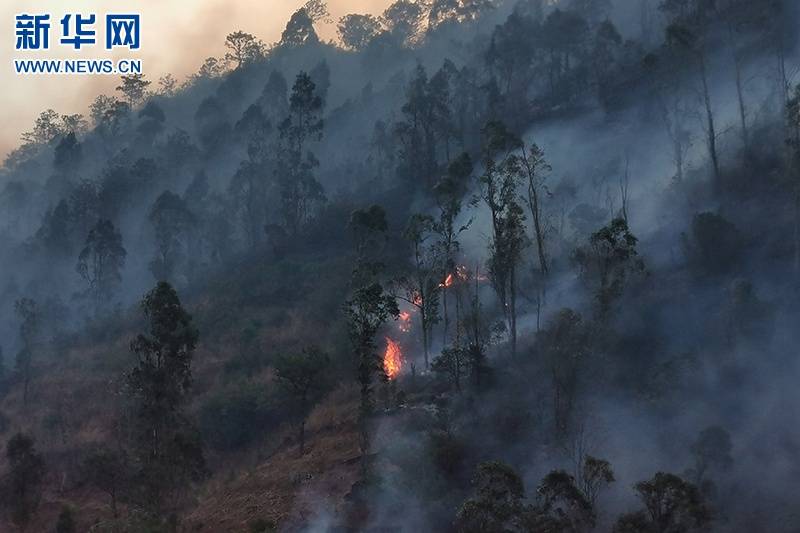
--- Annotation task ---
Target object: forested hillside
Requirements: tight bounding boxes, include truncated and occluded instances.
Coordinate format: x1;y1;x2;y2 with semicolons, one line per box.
1;0;799;531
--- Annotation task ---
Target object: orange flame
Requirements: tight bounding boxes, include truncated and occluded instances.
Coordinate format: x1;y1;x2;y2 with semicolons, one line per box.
398;311;412;332
384;337;403;380
440;273;455;288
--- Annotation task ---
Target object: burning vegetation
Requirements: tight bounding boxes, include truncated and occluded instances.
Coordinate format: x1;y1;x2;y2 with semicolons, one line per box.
383;337;403;380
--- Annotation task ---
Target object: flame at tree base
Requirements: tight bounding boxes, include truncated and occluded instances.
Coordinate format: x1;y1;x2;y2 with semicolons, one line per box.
384;337;403;380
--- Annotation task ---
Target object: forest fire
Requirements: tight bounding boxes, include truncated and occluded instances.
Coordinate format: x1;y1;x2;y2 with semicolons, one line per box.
439;266;488;289
384;337;403;380
398;311;412;332
440;273;455;288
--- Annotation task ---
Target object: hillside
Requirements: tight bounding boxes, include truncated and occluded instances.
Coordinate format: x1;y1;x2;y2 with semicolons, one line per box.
1;0;800;531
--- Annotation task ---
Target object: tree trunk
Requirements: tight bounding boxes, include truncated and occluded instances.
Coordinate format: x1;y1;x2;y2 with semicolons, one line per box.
528;183;549;275
509;265;517;359
442;285;449;350
421;308;430;369
733;52;749;153
699;54;721;189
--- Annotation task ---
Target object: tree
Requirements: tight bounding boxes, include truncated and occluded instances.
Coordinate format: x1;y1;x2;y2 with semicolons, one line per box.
116;73;151;107
195;56;227;79
54;506;77;533
428;61;459;163
83;447;127;518
382;0;424;45
303;0;330;23
644;50;693;183
53;132;82;176
428;0;494;28
688;425;733;486
394;64;439;190
486;11;537;103
3;433;45;531
432;345;468;391
580;455;615;510
719;0;766;153
157;74;178;96
280;8;319;48
229;160;267;249
573;218;645;318
456;461;527;533
433;153;473;345
14;298;40;406
90;95;130;135
478;121;527;358
396;214;441;368
461;267;493;389
346;206;398;463
613;472;712;533
276;72;326;236
76;219;127;312
224;31;265;68
529;470;595;531
337;14;382;51
786;84;800;273
662;2;720;187
568;0;612;24
518;141;551;276
35;200;73;258
22;109;69;144
148;191;194;281
687;212;742;275
541;9;590;98
137;102;166;146
539;308;591;438
125;282;205;521
274;347;331;454
260;70;289;122
194;96;231;154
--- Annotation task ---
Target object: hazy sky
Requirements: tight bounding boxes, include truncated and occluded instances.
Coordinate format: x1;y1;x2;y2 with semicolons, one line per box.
0;0;391;160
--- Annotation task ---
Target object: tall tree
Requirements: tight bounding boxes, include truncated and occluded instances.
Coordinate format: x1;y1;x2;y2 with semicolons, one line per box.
337;14;382;51
76;219;127;312
538;308;591;438
662;0;721;187
276;72;326;236
83;448;128;518
456;461;527;532
428;0;493;28
573;218;645;318
397;214;441;368
478;121;527;358
280;7;320;48
4;433;45;532
274;347;331;455
395;64;439;189
224;31;265;68
518;141;551;276
14;298;40;406
125;282;205;522
148;191;194;281
345;206;399;465
433;153;473;345
644;50;693;183
787;84;800;273
382;0;425;45
613;472;711;533
116;74;151;107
